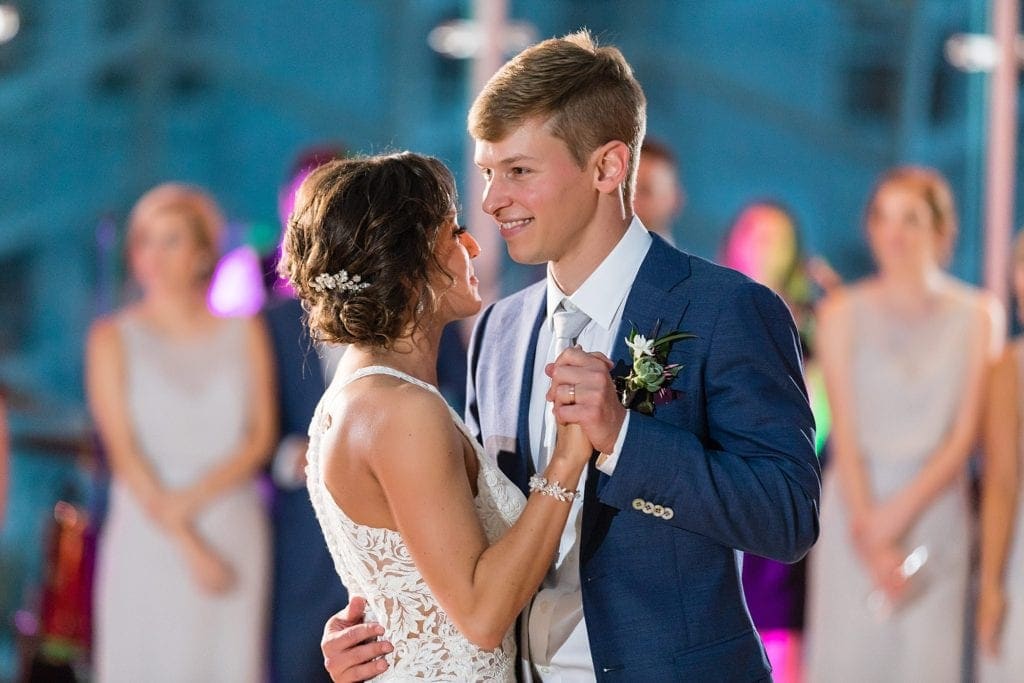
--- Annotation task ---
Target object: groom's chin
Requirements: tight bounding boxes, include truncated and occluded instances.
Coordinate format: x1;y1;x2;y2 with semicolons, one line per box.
505;249;545;267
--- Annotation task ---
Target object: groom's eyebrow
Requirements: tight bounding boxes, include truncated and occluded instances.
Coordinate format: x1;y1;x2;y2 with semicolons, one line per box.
474;153;539;169
498;154;538;165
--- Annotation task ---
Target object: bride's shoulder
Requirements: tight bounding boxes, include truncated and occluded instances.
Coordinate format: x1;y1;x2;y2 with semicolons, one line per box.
332;379;457;461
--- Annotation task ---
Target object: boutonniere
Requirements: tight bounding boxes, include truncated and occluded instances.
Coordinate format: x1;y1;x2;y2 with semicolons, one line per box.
615;323;695;415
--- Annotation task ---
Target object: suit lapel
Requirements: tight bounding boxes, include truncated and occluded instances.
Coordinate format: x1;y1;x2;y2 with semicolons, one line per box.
580;236;693;565
498;287;546;496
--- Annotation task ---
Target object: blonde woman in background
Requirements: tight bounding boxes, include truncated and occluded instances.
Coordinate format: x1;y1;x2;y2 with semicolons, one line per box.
805;166;1003;682
86;183;276;681
977;231;1024;681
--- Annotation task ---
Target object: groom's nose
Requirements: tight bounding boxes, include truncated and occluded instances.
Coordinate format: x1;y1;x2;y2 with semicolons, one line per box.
481;177;511;217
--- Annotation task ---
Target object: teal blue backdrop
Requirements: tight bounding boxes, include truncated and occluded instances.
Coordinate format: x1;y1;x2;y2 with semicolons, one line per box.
0;1;1018;679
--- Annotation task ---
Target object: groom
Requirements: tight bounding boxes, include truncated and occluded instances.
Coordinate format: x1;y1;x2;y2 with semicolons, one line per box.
322;30;820;681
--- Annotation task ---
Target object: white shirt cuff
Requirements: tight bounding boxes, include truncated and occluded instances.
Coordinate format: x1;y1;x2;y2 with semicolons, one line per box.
596;411;630;476
271;434;309;489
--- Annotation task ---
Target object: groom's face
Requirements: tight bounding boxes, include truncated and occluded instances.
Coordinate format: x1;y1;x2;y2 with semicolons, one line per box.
474;117;599;267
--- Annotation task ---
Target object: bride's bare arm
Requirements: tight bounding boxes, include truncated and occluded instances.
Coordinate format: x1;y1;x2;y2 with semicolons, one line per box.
325;384;592;650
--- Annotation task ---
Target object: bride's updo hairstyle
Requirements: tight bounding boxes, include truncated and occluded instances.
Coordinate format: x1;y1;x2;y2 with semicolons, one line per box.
279;152;458;349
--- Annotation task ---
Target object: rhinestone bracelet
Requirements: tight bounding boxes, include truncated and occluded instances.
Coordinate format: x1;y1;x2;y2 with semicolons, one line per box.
528;474;581;503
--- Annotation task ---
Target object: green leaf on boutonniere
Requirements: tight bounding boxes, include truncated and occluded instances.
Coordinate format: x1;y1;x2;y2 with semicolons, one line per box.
615;322;695;415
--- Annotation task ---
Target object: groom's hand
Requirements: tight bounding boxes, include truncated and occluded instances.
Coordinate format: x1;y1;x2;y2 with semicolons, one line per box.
546;348;623;454
322;596;393;682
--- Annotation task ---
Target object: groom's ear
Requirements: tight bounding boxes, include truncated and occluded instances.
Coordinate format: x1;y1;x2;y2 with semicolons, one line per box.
591;140;629;195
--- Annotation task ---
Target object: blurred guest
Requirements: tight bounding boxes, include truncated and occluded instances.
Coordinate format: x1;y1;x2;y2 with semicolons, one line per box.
722;201;815;348
805;167;1003;682
634;137;684;243
86;183;276;681
976;231;1024;681
721;200;824;682
264;148;351;683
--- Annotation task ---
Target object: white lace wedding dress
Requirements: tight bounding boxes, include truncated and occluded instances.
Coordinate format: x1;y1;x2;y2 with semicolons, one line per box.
306;366;525;681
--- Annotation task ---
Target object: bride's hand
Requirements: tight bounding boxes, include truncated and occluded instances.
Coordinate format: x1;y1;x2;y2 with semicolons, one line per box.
553;421;594;468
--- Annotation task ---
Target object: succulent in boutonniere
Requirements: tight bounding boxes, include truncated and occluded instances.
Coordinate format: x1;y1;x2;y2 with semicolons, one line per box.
616;323;695;415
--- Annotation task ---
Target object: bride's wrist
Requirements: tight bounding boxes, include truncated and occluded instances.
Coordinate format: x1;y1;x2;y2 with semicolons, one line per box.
539;459;583;490
529;474;580;503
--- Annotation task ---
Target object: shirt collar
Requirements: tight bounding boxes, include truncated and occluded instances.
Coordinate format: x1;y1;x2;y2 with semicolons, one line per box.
545;216;653;331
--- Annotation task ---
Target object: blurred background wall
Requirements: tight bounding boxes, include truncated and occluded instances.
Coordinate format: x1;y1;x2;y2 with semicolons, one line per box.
0;0;1019;679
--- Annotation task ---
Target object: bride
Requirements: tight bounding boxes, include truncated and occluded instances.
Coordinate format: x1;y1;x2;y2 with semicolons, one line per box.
278;152;594;680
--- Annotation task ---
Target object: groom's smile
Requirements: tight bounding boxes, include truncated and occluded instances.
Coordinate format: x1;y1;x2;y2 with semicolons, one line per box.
497;217;533;240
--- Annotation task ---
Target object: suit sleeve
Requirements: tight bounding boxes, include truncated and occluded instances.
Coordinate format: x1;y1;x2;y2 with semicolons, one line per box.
597;281;821;563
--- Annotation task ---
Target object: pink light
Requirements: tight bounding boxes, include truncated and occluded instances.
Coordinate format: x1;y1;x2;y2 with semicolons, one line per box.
208;245;266;316
759;629;802;683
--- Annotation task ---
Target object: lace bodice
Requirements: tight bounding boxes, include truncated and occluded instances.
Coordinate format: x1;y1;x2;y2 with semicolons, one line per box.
306;366;525;681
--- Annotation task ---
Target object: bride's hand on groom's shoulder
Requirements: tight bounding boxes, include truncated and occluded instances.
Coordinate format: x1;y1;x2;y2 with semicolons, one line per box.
322;596;394;682
547;347;623;454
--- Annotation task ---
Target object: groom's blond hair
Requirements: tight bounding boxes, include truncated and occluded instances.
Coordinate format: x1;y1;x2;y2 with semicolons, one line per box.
468;29;647;210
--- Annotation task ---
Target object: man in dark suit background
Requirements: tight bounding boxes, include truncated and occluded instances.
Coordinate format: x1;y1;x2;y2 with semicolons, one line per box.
264;148;350;683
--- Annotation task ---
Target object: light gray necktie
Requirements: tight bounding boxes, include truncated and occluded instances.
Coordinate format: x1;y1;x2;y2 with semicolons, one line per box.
540;300;591;468
551;299;592;357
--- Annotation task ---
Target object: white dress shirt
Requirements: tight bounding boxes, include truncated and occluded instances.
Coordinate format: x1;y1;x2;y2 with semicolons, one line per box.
525;217;651;681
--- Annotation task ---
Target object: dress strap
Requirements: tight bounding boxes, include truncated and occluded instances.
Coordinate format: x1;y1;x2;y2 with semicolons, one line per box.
339;365;443;397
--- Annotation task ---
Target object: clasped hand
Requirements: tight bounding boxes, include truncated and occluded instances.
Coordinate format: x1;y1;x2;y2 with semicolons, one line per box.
148;487;235;594
545;346;624;456
850;498;915;604
149;487;202;532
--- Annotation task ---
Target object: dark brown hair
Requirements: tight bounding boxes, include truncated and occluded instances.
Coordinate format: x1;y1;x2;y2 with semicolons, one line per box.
468;29;646;209
278;152;457;348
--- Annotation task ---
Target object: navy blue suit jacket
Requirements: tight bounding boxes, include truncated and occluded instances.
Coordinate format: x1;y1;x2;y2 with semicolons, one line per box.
466;236;821;681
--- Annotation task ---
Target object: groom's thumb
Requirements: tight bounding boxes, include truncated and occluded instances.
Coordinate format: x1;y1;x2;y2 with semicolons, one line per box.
331;595;367;630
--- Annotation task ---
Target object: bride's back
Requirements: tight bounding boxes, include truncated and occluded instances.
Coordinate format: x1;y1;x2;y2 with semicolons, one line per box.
305;365;522;681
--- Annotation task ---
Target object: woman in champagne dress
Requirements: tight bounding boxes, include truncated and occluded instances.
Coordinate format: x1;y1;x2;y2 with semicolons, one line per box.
805;167;1003;682
86;183;276;681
